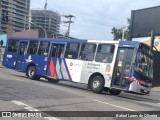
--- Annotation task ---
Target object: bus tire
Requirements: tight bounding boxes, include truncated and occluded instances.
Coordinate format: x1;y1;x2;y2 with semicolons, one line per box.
109;89;121;95
27;66;40;80
48;78;59;84
90;76;104;93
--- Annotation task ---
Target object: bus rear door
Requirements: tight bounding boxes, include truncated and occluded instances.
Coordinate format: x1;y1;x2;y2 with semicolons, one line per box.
15;41;28;71
111;48;134;90
3;40;19;69
47;43;66;79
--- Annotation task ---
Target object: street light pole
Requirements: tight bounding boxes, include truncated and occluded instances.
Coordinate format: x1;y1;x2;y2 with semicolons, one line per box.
29;22;47;38
122;28;125;40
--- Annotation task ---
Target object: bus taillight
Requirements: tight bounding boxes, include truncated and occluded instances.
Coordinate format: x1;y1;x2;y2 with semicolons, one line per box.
106;65;111;72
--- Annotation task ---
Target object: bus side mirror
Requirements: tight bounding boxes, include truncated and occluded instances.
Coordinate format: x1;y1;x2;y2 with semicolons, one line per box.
116;68;121;77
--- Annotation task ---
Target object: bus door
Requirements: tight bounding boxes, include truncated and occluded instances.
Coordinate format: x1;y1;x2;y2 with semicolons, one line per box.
47;43;65;79
16;41;28;70
112;48;134;89
3;40;19;69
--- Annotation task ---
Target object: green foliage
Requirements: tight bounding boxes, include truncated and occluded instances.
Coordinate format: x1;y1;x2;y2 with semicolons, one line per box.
111;18;131;40
111;27;123;40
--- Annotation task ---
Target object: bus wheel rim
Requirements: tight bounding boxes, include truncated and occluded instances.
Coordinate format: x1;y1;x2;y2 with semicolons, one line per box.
29;69;34;77
93;80;100;89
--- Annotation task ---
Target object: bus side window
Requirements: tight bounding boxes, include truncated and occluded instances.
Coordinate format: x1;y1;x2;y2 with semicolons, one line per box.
95;44;115;63
27;41;39;54
58;45;64;58
79;43;96;61
38;41;50;56
19;43;28;55
52;46;57;57
8;40;19;52
65;43;80;59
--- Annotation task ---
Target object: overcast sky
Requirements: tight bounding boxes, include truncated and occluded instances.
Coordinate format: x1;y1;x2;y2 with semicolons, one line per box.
30;0;160;40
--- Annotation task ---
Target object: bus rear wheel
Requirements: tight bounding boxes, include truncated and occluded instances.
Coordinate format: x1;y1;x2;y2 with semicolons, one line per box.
27;66;40;80
109;89;121;95
90;76;104;93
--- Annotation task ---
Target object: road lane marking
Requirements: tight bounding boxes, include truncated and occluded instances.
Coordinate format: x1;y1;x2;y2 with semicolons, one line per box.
137;101;160;107
12;78;25;82
1;76;25;82
12;100;60;120
94;99;135;111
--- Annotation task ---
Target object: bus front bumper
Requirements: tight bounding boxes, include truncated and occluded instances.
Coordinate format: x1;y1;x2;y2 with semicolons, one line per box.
128;81;151;95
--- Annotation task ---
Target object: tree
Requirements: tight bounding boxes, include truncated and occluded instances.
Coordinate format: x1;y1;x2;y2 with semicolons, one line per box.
111;18;131;40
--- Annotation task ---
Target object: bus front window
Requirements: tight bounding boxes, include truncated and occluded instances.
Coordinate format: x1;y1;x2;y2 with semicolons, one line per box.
135;45;153;80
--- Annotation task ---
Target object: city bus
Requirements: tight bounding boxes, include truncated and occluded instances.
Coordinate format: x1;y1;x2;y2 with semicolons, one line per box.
2;37;153;95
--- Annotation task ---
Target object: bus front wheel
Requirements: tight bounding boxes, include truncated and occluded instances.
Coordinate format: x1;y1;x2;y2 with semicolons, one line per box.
90;76;104;93
109;89;121;95
27;66;40;80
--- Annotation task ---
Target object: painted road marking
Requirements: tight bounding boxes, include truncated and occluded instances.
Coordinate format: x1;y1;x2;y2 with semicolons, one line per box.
137;101;160;107
94;99;135;111
12;78;25;82
12;100;60;120
0;75;25;82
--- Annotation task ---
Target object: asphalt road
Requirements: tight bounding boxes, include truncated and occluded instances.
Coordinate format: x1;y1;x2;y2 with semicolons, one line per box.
0;68;160;120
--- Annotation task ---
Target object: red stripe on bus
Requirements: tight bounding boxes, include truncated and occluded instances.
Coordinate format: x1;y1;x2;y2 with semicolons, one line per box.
49;59;56;77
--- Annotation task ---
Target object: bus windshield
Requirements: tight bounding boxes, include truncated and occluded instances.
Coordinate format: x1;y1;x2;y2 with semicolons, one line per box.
135;44;153;80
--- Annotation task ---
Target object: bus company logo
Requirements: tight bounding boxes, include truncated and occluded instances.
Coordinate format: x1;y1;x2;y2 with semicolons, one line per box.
28;55;31;60
26;55;32;62
87;63;100;67
70;62;73;66
44;57;48;61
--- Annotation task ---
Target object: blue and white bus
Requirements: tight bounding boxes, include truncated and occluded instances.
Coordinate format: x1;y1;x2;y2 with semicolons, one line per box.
3;37;153;95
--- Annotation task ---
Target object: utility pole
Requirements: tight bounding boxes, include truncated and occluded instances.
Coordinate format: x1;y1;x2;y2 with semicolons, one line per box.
121;26;126;40
44;0;47;10
63;15;75;37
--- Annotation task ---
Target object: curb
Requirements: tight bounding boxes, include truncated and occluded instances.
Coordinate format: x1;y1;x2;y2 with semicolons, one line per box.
0;62;3;68
0;64;4;68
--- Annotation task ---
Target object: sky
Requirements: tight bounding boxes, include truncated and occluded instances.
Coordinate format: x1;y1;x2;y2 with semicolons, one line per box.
30;0;160;40
0;34;7;46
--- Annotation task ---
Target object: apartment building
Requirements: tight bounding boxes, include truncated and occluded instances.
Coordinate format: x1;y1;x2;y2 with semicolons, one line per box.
29;10;61;36
0;0;30;33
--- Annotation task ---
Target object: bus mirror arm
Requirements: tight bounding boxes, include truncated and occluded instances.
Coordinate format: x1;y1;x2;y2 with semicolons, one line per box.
116;68;121;77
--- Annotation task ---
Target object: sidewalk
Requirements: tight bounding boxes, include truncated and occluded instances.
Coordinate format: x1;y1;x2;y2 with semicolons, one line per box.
152;87;160;92
0;61;3;68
